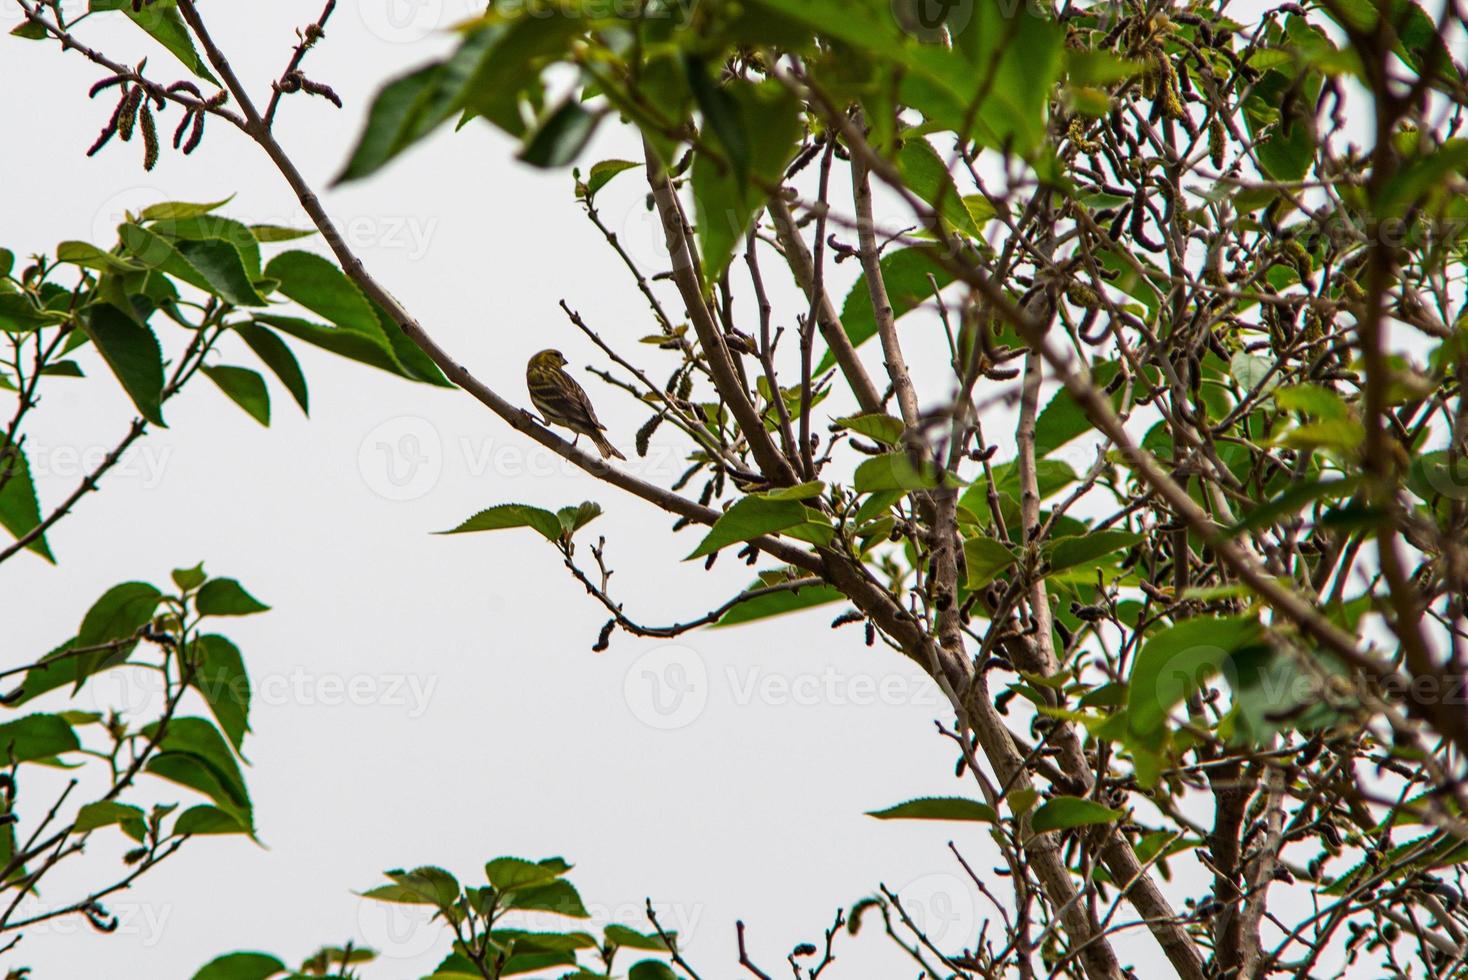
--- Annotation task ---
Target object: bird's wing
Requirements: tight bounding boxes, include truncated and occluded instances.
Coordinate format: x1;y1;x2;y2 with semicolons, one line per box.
567;372;606;430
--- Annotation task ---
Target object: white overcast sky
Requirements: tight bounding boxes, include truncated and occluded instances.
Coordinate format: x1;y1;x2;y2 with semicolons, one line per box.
0;1;1285;977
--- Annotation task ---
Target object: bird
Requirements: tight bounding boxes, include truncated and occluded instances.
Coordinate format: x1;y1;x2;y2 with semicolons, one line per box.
526;349;626;460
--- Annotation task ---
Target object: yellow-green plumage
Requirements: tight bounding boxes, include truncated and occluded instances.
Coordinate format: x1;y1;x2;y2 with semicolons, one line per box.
526;349;625;460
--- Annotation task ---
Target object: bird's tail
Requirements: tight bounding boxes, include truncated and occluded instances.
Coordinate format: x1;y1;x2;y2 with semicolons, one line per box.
592;432;626;461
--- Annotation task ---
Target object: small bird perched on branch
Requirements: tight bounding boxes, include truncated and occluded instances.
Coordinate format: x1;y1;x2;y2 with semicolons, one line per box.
526;349;626;460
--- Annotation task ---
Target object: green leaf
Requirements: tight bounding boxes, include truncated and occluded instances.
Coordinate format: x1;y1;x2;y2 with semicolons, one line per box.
1274;382;1349;420
896;0;1063;151
897;137;981;238
1232;476;1360;532
265;250;379;334
248;225;315;243
837;414;906;446
119;225;266;307
264;253;448;387
759;480;825;501
687;54;750;179
690;80;802;284
90;0;218;83
202;365;270;427
1033;361;1118;456
0;281;65;332
144;717;252;830
582;159;639;199
854;452;964;493
460;16;584;135
963;536;1016;590
189;635;250;751
866;796;997;823
1244;70;1315;181
1125;616;1264;746
820;247;951;373
148;214;262;277
0;442;54;561
501;952;579;977
1007;787;1039;816
365;866;462;907
367;297;451;387
195;579;270;617
10;17;46;39
437;504;563;541
78;581;162;650
501;879;589;918
742;0;897;51
1323;0;1459;83
233;322;308;414
174;804;248;835
41;360;85;377
172;562;206;591
1283;419;1365;454
74;801;145;833
603;925;669;952
56;241;143;273
190;952;287;980
519;99;600;168
1079;682;1126;709
171;240;267;306
253;314;405;381
556;501;603;536
335;26;515;183
0;714;80;765
1409;450;1468;502
1046;530;1142;573
335;63;451;183
713;583;843;627
139;198;233;222
1066;50;1145;86
628;962;679;980
1225;644;1352;744
82;304;166;426
492;929;596;955
1229;351;1275;391
687;495;820;559
486;856;571;892
1030;797;1123;834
